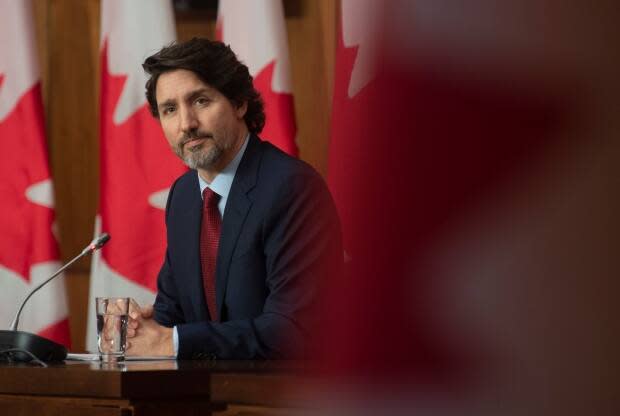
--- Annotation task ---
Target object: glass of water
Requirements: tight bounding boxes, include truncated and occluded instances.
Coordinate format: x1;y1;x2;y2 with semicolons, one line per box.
95;297;129;362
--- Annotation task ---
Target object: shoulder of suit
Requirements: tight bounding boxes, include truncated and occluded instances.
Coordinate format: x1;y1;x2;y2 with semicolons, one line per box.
169;169;197;194
256;138;321;182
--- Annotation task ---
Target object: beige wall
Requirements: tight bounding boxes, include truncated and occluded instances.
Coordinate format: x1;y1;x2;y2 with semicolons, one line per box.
33;0;336;351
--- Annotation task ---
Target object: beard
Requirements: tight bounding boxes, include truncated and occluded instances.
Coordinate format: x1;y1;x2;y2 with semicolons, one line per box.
174;130;224;171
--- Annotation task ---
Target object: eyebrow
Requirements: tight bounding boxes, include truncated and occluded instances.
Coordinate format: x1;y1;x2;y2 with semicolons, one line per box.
157;87;212;113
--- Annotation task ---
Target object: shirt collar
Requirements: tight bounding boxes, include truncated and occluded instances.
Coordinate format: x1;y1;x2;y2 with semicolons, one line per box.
198;133;250;199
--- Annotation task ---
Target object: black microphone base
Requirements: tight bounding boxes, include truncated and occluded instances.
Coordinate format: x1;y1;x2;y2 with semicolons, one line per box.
0;330;67;362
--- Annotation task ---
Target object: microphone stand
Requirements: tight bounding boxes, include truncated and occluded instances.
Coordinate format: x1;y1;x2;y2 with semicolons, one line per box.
0;233;110;363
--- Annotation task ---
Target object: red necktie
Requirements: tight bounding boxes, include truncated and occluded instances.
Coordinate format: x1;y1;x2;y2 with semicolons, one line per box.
200;188;221;321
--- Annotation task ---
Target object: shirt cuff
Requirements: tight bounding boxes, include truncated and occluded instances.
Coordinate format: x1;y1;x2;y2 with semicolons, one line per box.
172;326;179;357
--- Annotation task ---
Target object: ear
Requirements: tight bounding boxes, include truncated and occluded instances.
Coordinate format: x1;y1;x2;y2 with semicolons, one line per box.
236;101;248;119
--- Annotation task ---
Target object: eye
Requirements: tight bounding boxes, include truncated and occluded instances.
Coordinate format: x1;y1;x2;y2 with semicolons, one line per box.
195;97;210;106
161;105;176;116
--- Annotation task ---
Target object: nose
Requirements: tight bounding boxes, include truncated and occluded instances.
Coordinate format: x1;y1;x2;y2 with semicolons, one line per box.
179;105;199;133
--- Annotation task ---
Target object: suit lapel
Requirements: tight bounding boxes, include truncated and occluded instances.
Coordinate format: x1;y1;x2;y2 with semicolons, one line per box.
215;135;261;319
180;173;209;321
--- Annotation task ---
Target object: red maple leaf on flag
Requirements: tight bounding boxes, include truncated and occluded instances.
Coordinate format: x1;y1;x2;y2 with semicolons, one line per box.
253;60;297;155
99;41;186;291
0;82;59;282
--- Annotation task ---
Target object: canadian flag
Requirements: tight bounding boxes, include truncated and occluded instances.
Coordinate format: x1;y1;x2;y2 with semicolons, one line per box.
325;0;467;382
0;0;70;346
324;0;571;402
325;0;414;379
86;0;185;351
217;0;297;156
327;0;382;263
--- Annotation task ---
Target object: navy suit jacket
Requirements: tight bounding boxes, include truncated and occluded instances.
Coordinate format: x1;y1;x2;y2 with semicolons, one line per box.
154;134;342;359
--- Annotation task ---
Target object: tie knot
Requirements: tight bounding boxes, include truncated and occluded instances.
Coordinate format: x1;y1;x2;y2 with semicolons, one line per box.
203;188;220;207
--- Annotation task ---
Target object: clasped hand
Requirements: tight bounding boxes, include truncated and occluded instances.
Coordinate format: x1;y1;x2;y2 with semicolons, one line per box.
125;299;174;357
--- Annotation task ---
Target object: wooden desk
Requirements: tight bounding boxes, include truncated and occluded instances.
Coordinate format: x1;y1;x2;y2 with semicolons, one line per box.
0;360;319;415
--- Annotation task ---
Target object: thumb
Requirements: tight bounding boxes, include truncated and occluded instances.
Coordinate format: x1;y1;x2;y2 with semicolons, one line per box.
129;298;142;318
142;304;155;319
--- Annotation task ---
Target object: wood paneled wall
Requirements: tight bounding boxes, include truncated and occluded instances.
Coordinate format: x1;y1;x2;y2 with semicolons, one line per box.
32;0;336;351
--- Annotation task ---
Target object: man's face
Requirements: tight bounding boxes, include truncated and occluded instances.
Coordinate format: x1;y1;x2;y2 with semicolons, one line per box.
155;69;247;175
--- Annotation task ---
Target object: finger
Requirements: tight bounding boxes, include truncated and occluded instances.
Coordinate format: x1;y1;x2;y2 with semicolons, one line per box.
116;298;129;314
129;298;142;316
129;301;142;321
125;341;142;356
103;317;115;339
105;302;122;315
142;304;154;319
128;319;139;329
126;328;136;338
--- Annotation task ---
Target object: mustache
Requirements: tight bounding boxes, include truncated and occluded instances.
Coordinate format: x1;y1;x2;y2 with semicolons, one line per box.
180;130;212;146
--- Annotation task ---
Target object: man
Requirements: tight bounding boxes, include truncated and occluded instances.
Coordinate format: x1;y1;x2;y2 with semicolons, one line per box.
125;38;342;360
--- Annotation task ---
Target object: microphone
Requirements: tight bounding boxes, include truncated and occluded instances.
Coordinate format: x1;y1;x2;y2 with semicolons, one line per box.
0;233;110;363
80;233;111;255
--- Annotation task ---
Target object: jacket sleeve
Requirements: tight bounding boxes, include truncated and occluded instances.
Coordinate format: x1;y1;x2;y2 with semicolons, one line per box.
153;178;186;327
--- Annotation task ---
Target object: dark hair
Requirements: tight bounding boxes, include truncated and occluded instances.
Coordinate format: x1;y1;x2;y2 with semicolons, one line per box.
143;38;265;134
